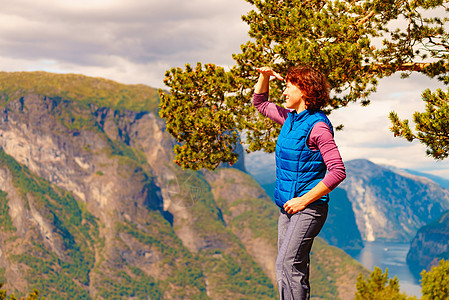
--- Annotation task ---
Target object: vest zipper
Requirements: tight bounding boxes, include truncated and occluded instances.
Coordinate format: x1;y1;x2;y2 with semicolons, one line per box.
288;116;294;133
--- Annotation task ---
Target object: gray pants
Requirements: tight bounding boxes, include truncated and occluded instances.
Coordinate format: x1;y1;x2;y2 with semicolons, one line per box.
276;204;328;300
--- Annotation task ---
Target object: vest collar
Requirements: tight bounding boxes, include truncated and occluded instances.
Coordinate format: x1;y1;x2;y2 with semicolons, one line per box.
288;109;313;121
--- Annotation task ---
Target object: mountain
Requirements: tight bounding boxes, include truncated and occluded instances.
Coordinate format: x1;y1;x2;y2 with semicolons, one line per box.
383;166;449;190
0;71;367;299
407;210;449;276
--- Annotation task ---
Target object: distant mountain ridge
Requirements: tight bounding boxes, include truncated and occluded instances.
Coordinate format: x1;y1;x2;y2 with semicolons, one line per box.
381;164;449;190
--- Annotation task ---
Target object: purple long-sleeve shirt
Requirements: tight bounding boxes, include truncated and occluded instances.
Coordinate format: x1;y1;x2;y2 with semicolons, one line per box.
253;92;346;190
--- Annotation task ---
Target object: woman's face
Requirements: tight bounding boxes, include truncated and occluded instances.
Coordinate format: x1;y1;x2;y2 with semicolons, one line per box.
283;81;304;111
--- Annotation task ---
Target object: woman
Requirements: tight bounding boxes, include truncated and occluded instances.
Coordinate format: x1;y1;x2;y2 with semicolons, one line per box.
253;66;346;300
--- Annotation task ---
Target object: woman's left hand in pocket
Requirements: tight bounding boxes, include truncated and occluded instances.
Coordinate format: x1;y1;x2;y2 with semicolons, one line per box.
283;197;308;214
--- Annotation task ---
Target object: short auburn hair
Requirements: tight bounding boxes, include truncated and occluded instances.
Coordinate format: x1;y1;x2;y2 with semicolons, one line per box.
285;65;330;111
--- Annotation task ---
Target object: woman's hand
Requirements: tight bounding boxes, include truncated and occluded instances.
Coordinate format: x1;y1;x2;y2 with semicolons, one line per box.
254;67;284;94
283;182;332;214
283;197;308;214
256;67;284;80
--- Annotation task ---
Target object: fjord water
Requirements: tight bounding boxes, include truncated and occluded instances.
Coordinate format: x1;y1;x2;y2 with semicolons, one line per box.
352;241;422;297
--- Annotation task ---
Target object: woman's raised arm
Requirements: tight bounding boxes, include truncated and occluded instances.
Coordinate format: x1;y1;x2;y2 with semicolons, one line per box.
254;67;283;94
253;67;289;125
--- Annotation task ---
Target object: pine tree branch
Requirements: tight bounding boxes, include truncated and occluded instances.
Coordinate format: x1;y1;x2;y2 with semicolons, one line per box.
356;10;375;26
397;62;432;71
367;62;448;72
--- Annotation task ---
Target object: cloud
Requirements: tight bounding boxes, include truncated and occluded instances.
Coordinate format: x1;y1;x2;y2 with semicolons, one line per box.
0;0;252;87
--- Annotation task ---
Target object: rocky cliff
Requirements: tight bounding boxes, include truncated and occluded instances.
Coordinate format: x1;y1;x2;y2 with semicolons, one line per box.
0;71;367;299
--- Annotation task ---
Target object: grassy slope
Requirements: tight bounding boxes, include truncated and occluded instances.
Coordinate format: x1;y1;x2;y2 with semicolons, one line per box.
0;71;159;112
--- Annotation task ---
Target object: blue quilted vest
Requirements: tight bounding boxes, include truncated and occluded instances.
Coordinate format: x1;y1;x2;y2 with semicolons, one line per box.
274;109;333;208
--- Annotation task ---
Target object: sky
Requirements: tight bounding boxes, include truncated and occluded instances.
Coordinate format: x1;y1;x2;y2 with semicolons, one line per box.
2;0;449;180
